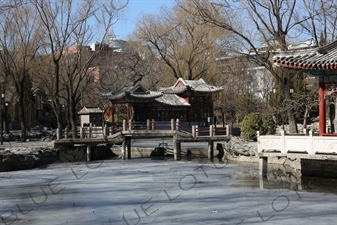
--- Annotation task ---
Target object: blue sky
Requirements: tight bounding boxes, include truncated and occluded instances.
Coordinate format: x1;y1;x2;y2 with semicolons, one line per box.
112;0;175;39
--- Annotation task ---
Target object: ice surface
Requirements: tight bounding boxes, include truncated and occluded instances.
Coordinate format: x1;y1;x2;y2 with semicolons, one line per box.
0;158;336;225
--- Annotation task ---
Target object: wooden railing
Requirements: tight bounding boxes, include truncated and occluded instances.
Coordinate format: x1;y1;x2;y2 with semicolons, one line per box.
57;119;232;140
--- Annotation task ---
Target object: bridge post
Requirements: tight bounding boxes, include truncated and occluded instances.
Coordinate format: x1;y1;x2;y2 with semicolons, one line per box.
147;119;150;130
176;119;180;131
259;156;268;177
128;120;132;130
196;125;199;136
87;145;91;162
208;141;214;160
122;136;131;160
123;120;127;131
171;119;175;130
173;135;181;160
127;136;131;159
152;119;155;130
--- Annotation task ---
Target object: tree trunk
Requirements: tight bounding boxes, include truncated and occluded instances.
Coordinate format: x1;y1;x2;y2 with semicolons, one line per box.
19;95;26;142
287;109;298;134
283;74;298;134
53;99;62;140
303;107;309;129
69;99;78;138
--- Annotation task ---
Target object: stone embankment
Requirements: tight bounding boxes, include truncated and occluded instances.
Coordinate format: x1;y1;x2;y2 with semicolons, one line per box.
0;140;119;172
0;127;61;172
218;136;301;170
0;143;59;172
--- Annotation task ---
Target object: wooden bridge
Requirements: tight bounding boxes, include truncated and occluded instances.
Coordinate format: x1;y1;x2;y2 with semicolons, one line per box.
54;119;232;161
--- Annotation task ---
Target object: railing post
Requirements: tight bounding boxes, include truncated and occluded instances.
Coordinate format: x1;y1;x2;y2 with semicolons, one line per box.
304;128;309;136
257;131;261;153
209;125;213;137
226;125;232;136
89;124;92;138
192;126;196;137
80;127;84;139
147;119;150;130
281;129;285;153
109;126;113;136
152;119;155;130
176;119;180;131
123;120;127;131
56;128;60;140
171;119;175;130
308;130;313;154
64;127;68;139
196;125;199;136
103;124;108;138
128;120;132;130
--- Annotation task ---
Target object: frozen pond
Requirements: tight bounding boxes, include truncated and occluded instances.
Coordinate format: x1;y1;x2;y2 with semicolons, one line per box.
0;158;336;225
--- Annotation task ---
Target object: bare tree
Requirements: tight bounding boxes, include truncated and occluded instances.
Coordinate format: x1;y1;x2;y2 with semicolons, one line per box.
301;0;337;46
32;0;127;138
134;0;224;83
0;0;22;11
184;0;324;133
0;2;43;141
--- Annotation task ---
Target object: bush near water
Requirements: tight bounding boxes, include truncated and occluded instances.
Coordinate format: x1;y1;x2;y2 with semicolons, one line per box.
240;113;276;141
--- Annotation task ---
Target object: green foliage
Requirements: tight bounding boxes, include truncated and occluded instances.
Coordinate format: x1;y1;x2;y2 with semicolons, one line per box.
240;112;276;141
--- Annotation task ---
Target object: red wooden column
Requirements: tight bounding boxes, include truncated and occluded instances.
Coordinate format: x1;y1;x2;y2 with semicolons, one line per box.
319;80;326;135
111;104;115;123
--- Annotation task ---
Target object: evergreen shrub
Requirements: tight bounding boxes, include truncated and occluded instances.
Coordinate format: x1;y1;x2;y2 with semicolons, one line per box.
240;112;276;141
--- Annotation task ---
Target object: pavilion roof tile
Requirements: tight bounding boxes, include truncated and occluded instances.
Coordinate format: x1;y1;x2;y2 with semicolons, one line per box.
273;40;337;70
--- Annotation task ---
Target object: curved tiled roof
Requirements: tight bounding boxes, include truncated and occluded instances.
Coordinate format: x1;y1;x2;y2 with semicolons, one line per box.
129;91;163;98
160;78;223;93
101;84;162;100
159;86;187;94
273;40;337;70
154;94;190;106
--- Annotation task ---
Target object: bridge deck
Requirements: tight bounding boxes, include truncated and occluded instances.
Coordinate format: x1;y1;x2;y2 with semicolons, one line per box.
54;130;231;146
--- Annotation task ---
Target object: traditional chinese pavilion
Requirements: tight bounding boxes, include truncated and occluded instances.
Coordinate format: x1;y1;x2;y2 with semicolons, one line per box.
102;78;223;126
273;40;337;136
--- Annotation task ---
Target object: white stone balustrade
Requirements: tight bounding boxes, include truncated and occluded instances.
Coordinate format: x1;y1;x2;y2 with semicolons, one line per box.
258;130;337;155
